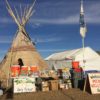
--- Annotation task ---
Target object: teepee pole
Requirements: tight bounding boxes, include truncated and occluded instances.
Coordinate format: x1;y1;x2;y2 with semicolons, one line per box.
22;6;27;23
14;6;21;24
20;4;23;22
6;0;20;27
24;0;36;24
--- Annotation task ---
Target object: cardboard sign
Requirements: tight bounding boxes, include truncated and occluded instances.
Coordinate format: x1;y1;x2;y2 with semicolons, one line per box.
14;77;36;93
88;73;100;94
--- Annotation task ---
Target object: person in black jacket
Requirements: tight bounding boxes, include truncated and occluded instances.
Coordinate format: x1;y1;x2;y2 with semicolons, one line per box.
18;58;24;70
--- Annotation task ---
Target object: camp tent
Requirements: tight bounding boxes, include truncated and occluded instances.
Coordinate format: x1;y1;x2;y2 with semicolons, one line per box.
45;60;72;70
0;0;48;79
45;47;100;71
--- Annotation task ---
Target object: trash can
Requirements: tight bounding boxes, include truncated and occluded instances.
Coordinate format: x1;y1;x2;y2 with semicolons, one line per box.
36;77;42;91
72;68;83;88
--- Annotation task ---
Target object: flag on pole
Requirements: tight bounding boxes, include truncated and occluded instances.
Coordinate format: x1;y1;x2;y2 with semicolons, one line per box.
80;0;87;38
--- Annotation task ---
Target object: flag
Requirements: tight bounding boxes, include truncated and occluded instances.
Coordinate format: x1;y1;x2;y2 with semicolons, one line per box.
80;0;87;38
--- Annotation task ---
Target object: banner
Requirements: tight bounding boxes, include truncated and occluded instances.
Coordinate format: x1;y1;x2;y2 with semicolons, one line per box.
14;77;36;93
80;0;87;38
88;73;100;94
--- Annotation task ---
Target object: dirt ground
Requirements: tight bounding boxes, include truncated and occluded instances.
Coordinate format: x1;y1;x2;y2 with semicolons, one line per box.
0;88;100;100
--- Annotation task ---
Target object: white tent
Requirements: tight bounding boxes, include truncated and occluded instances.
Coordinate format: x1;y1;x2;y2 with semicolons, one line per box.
45;47;100;71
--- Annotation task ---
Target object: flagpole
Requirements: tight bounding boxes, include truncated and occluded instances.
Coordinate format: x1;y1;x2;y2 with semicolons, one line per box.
82;37;85;70
80;0;87;92
82;37;86;92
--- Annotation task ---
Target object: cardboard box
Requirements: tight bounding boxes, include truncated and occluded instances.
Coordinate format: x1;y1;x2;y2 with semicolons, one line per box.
42;86;49;92
59;84;65;89
68;83;72;89
42;81;49;87
49;80;58;91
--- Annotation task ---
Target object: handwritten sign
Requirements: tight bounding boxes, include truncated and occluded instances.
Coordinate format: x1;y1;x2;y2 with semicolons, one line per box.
88;73;100;94
14;77;36;93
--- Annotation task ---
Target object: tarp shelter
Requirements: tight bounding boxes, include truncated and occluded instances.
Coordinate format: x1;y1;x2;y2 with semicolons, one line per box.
45;47;100;71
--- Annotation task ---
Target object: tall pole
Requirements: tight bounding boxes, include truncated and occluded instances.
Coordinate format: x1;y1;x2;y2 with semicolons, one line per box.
82;38;85;70
81;0;85;66
80;0;86;69
80;0;87;92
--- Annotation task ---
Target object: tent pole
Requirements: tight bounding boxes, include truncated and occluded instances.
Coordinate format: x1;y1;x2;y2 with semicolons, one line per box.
7;48;13;87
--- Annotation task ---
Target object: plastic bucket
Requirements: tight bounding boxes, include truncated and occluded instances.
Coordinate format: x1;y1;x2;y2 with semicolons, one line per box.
11;65;20;77
21;66;28;71
72;61;79;69
30;66;38;72
21;66;28;75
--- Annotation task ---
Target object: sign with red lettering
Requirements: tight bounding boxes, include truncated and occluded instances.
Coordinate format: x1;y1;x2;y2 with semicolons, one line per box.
88;73;100;94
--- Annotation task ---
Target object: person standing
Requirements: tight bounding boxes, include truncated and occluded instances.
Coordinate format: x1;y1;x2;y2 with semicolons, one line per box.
18;58;24;69
18;58;24;75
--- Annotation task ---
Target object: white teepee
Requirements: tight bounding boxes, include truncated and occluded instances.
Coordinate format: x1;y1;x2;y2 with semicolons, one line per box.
0;0;48;79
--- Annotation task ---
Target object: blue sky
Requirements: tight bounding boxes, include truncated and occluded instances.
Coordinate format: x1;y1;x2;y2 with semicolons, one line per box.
0;0;100;61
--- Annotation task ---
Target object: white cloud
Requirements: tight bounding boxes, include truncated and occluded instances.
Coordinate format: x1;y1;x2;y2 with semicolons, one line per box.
85;3;100;24
0;34;62;44
29;22;41;28
0;36;12;43
30;15;78;25
0;0;100;25
30;10;100;25
30;1;100;25
38;49;66;52
0;17;14;24
32;37;63;43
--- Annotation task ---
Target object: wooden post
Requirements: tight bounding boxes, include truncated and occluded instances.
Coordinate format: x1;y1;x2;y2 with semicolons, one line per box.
83;77;87;92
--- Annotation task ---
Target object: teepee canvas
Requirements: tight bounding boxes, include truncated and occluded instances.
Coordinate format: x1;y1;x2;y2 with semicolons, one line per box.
0;0;48;78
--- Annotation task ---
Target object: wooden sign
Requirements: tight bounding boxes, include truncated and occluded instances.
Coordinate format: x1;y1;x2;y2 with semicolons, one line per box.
14;77;36;93
88;73;100;94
